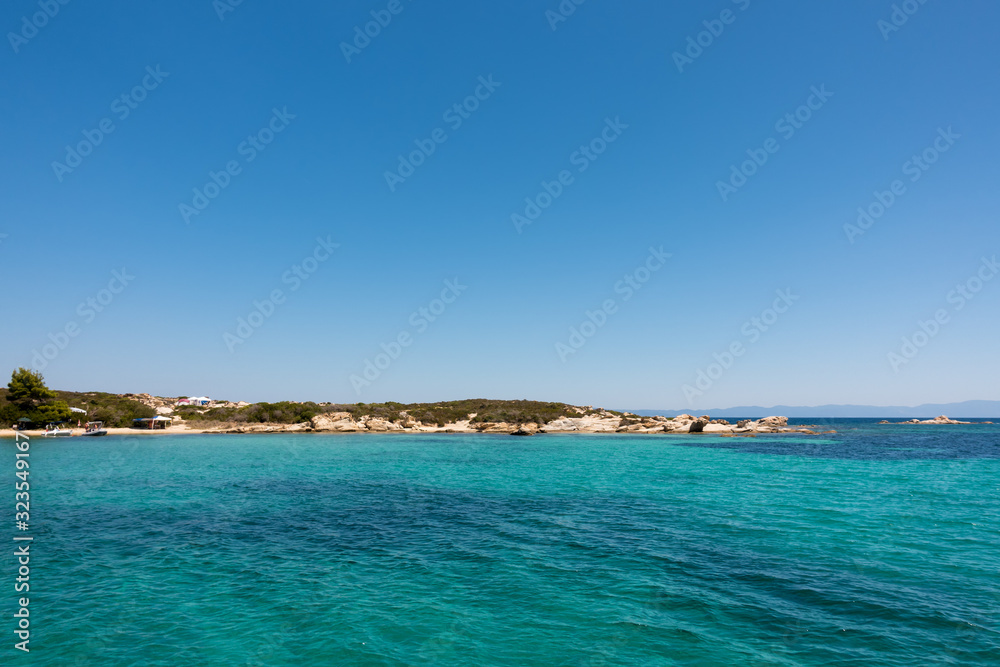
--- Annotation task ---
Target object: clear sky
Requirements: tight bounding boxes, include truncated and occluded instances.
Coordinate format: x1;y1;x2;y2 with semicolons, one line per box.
2;0;998;409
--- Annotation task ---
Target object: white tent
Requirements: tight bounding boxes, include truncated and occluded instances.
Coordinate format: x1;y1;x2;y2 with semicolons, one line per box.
176;396;211;406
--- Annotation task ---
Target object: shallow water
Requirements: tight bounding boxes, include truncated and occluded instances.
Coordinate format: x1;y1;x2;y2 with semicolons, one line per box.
4;423;999;665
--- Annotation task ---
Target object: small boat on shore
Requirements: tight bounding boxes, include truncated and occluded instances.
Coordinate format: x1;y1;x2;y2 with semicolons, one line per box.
43;422;73;437
82;421;108;437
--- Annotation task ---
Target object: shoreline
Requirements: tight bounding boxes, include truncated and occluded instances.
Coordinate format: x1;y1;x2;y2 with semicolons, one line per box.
2;414;825;438
4;414;990;440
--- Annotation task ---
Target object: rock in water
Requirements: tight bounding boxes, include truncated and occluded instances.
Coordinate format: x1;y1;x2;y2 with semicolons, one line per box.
689;419;709;433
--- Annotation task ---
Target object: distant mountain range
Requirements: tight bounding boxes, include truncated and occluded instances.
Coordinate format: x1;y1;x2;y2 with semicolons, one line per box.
629;400;1000;419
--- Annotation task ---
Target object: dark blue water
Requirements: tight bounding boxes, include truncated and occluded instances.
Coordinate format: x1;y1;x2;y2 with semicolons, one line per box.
687;418;1000;460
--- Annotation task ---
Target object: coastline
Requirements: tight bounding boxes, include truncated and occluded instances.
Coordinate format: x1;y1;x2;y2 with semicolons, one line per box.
1;413;830;438
4;400;987;440
0;425;206;438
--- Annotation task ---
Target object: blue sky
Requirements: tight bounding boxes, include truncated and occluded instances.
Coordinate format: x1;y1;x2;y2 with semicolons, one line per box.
2;0;998;409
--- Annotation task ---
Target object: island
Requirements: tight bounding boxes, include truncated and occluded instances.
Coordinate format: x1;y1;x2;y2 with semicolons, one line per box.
878;416;990;425
5;389;830;437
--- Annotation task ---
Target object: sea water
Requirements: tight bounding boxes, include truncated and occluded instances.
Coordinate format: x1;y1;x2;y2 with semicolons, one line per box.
3;421;999;665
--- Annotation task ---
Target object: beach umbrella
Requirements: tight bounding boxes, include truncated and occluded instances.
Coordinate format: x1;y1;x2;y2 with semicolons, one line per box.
151;415;172;429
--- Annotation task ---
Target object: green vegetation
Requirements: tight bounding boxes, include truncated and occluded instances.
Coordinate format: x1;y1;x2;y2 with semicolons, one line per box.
7;368;56;403
1;368;72;426
1;367;618;430
176;401;323;425
1;369;155;428
183;399;620;426
56;391;156;427
175;399;615;427
331;399;604;427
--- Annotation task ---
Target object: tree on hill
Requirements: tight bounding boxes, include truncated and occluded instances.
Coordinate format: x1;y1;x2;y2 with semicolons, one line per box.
6;368;71;425
33;401;73;424
7;368;57;405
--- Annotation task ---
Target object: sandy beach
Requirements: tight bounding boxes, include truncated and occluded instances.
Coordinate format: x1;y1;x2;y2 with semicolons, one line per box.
0;425;206;438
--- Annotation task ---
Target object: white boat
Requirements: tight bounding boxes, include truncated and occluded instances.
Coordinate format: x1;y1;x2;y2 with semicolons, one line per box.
82;421;108;437
43;423;73;437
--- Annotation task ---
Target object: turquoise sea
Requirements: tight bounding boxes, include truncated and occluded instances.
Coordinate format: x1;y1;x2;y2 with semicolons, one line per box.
4;421;999;665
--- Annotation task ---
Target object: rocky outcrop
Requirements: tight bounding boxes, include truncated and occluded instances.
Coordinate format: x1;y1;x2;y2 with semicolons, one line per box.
615;415;674;433
311;412;363;432
218;412;814;436
96;393;845;438
688;418;709;433
310;413;414;432
661;414;818;436
173;399;819;438
121;393;176;412
360;416;404;432
664;421;691;434
899;415;971;425
213;422;311;434
757;416;789;429
474;422;517;434
545;414;620;433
